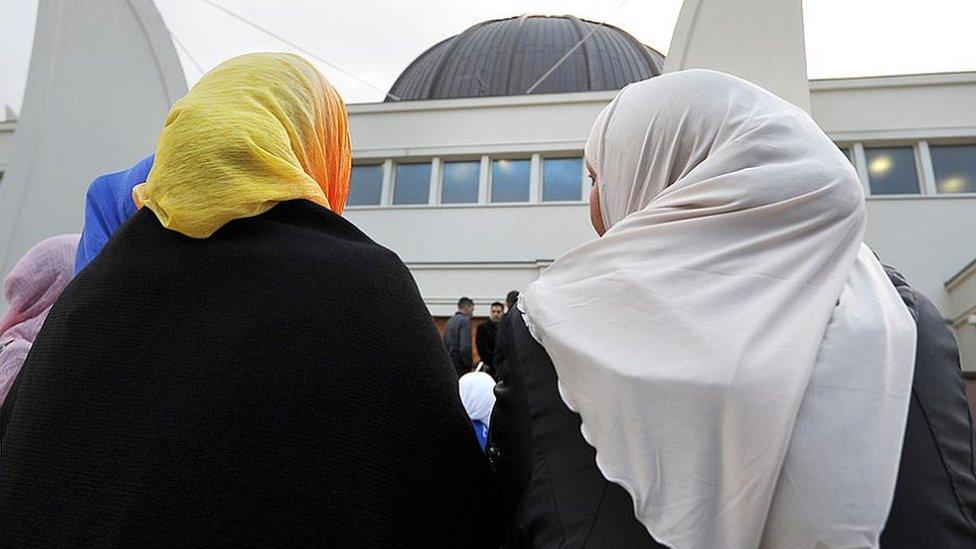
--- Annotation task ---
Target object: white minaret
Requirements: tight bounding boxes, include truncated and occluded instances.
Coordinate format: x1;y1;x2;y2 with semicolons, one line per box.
0;0;186;288
664;0;811;112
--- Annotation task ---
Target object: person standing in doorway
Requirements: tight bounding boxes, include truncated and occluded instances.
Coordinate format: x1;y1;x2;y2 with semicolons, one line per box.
444;297;475;377
493;290;520;373
476;302;504;377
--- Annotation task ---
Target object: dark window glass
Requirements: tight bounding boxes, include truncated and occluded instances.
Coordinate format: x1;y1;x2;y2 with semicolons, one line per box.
347;164;383;206
865;147;919;195
543;157;583;201
393;162;431;205
491;159;530;203
930;144;976;194
441;161;480;204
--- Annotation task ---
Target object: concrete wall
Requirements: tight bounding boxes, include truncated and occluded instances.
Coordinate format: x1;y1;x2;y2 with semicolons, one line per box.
348;90;614;160
947;260;976;370
811;73;976;141
0;0;185;285
344;74;976;357
3;65;974;356
864;197;976;314
0;119;13;176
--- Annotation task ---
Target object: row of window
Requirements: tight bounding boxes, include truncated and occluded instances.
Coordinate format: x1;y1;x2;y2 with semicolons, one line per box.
348;156;585;206
348;143;976;207
838;143;976;195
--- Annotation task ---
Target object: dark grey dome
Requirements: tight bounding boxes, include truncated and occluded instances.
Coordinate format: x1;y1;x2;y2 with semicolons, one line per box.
387;15;664;101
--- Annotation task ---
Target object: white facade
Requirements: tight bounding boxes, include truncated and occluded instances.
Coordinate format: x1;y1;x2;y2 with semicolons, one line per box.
343;73;976;368
0;1;973;367
0;0;186;282
665;0;810;110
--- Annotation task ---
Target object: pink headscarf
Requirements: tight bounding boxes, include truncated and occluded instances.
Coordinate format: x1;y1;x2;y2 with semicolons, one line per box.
1;234;80;404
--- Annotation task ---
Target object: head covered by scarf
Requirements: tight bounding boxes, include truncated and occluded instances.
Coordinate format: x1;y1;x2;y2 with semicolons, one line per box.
134;53;351;238
459;371;497;430
521;70;916;547
75;154;154;274
1;234;80;404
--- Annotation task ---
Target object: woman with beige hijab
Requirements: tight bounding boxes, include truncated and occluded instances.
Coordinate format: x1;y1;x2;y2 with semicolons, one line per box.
490;70;941;548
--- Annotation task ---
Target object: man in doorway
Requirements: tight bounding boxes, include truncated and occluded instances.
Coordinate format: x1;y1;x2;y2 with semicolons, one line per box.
493;290;520;374
476;301;505;377
443;297;475;377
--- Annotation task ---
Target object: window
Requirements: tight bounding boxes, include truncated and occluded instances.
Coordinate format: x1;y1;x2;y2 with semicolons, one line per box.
864;147;919;195
490;158;530;202
347;164;383;206
441;160;480;204
393;162;431;205
930;144;976;194
543;157;583;201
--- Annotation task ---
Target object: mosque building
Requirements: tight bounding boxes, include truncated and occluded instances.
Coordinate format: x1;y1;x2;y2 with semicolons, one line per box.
1;3;974;368
340;15;976;367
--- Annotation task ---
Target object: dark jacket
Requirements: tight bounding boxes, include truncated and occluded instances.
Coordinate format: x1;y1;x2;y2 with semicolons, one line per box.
490;311;665;548
880;265;976;547
490;267;976;548
477;319;499;372
444;312;473;377
0;200;502;547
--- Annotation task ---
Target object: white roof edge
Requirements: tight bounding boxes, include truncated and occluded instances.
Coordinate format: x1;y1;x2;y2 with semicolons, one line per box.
347;71;976;114
810;71;976;90
347;90;620;113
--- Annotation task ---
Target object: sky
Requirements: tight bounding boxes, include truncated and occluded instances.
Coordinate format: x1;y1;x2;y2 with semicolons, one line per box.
2;0;976;114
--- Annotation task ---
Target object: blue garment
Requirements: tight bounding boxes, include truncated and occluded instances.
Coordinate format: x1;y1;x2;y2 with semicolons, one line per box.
74;155;154;274
472;420;488;451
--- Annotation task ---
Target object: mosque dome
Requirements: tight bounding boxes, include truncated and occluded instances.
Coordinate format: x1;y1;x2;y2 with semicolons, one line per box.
387;14;665;101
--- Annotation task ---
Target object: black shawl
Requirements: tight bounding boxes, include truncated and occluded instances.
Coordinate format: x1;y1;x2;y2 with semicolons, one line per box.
1;200;502;547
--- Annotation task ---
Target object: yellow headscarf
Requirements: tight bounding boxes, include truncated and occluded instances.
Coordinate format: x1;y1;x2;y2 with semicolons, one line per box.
134;53;351;238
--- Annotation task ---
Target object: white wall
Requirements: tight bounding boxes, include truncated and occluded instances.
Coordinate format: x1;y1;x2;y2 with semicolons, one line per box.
345;74;976;369
863;197;976;313
0;0;185;285
664;0;810;111
348;91;615;159
811;73;976;141
947;261;976;370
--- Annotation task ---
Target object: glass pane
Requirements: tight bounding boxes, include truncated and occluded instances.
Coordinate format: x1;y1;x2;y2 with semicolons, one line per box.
865;147;919;195
347;164;383;206
543;157;583;201
491;159;530;203
930;145;976;194
393;162;431;205
441;161;480;204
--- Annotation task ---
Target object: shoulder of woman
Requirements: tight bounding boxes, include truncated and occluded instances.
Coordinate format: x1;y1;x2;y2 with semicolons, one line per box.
881;262;918;320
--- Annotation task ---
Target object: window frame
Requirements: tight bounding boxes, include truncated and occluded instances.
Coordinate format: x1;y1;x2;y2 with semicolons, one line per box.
540;154;586;203
926;141;976;196
439;158;482;205
346;163;386;207
391;160;435;206
488;156;533;204
862;144;924;197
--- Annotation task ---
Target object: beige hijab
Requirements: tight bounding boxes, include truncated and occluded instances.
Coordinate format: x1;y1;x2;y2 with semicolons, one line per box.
521;70;916;548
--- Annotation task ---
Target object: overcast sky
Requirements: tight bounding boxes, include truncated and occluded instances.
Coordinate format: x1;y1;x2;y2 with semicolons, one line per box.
3;0;976;113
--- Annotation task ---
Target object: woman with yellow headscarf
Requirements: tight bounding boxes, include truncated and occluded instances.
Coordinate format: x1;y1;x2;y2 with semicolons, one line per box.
0;53;502;547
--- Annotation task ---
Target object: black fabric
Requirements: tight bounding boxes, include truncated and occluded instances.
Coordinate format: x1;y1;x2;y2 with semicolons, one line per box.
477;320;498;373
493;311;513;375
490;311;664;548
881;265;976;548
443;312;473;377
0;200;502;547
